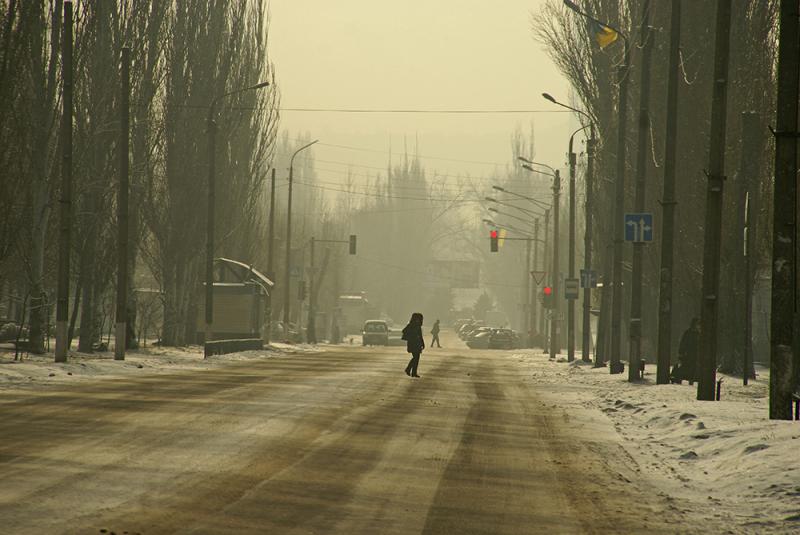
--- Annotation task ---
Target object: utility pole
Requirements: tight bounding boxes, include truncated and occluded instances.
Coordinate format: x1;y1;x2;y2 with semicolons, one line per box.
657;0;683;384
55;1;73;363
265;168;276;344
568;126;590;362
283;140;318;337
525;237;532;345
628;0;653;382
739;111;760;385
769;0;799;419
550;171;561;360
115;46;130;361
609;39;631;375
582;129;595;363
307;237;317;343
697;0;733;401
540;208;550;341
531;217;540;347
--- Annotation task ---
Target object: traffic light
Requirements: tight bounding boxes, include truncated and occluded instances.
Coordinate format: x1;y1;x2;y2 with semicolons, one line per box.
542;286;554;309
298;280;307;301
349;234;357;255
490;230;499;252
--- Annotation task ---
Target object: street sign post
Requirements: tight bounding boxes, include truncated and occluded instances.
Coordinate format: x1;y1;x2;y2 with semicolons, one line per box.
579;269;597;288
624;213;654;242
565;278;579;299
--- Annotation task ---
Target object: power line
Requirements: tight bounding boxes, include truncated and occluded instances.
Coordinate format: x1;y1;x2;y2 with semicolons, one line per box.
281;107;571;115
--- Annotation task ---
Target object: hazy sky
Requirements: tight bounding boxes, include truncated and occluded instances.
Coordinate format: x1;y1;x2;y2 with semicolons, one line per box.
269;0;573;185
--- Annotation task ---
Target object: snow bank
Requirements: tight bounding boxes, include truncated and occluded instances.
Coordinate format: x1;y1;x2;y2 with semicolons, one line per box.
515;352;800;533
0;342;315;390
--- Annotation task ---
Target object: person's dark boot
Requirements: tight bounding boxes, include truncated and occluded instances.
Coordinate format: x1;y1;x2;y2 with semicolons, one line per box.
405;368;411;376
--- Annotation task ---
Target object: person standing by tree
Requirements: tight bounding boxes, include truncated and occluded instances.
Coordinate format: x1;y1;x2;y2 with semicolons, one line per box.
402;312;425;378
430;319;441;348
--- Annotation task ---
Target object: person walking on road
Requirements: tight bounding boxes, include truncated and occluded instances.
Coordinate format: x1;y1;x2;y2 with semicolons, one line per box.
430;319;441;348
402;312;425;378
671;317;700;385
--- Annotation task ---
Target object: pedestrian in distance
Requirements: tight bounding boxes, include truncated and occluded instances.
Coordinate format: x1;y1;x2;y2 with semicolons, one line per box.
402;312;425;378
671;317;700;385
430;319;441;348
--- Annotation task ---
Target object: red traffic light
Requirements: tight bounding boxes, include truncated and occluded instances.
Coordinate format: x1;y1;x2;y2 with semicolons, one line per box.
490;230;498;238
543;286;552;295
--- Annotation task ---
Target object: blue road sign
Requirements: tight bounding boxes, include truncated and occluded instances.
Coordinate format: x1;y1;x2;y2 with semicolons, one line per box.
624;213;653;242
580;269;597;288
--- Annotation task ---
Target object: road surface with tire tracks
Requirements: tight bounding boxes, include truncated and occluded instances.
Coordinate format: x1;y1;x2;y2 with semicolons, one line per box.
0;331;696;534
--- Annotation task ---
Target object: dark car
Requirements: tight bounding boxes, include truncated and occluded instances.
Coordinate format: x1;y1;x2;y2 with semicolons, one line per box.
488;328;518;350
362;320;389;346
466;327;492;349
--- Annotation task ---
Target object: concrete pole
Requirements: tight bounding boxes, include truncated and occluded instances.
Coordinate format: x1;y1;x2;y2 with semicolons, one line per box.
697;0;733;401
656;0;683;384
582;130;595;362
550;171;561;360
531;218;540;347
609;38;631;375
265;168;276;344
307;237;317;343
115;47;130;361
769;0;798;418
55;1;73;363
628;0;653;382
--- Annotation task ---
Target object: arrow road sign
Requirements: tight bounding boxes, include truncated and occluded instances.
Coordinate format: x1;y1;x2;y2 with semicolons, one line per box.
565;278;579;299
624;213;653;242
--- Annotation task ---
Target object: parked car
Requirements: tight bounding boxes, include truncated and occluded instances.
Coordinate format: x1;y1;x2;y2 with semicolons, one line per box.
466;327;492;349
488;328;518;350
459;321;484;340
362;320;389;346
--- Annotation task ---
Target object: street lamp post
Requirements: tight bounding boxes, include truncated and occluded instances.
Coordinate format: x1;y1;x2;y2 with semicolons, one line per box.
205;81;269;355
564;0;629;374
543;93;597;364
519;158;560;360
283;139;319;338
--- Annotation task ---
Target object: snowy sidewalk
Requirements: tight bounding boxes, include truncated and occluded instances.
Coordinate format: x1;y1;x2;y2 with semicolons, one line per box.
515;352;800;534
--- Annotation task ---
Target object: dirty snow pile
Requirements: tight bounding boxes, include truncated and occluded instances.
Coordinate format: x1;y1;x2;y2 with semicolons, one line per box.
0;342;319;390
517;352;800;533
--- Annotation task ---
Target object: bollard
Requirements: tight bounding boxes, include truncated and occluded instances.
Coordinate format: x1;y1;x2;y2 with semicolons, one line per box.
716;378;723;401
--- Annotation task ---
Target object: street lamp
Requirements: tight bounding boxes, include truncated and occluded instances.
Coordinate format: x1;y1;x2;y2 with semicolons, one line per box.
205;80;270;354
564;0;629;374
283;139;319;338
492;185;552;210
485;196;541;218
543;92;598;365
521;158;561;360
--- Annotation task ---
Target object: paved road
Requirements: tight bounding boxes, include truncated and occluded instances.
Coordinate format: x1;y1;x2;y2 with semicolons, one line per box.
1;333;681;534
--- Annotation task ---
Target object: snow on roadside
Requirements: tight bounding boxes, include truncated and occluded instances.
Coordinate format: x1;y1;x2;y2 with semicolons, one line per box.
0;342;321;391
515;352;800;534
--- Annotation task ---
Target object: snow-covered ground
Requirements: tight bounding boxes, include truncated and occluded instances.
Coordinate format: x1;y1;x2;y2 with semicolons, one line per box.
1;342;797;532
516;352;800;534
0;342;321;390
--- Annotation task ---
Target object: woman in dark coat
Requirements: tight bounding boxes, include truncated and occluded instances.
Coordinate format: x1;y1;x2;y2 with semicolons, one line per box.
402;312;425;378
